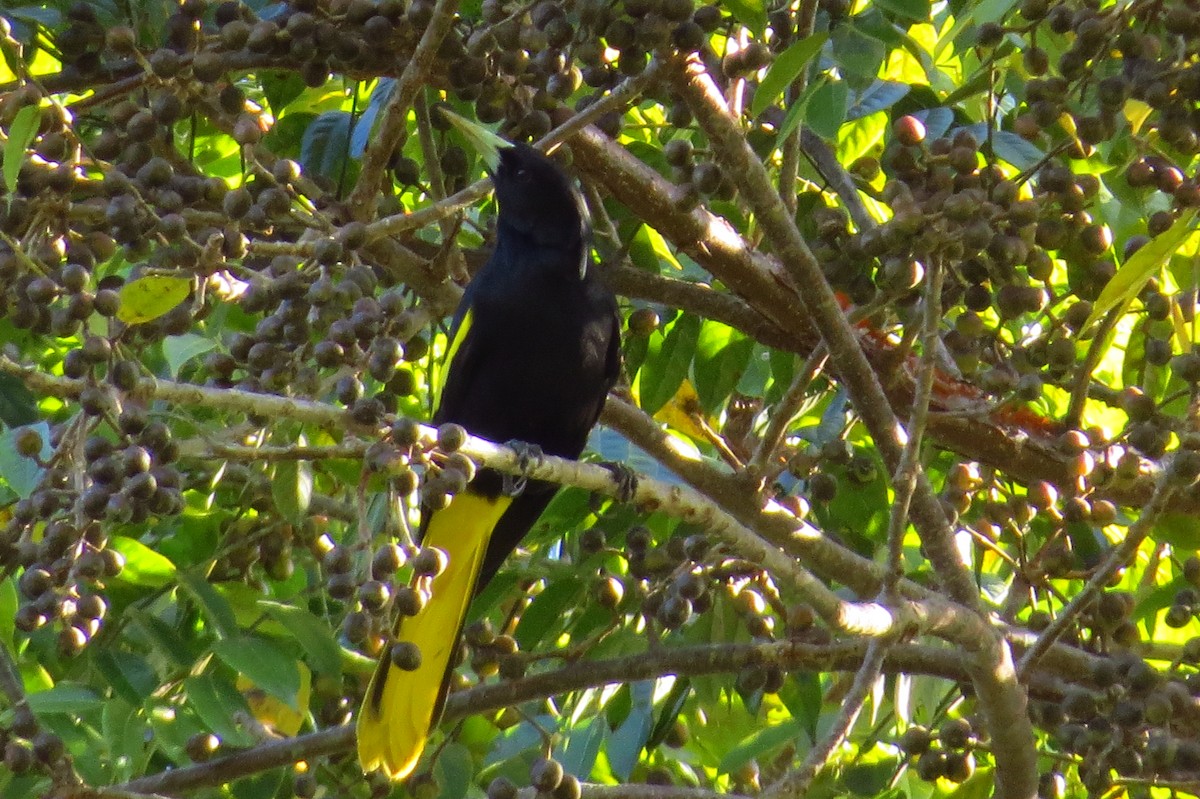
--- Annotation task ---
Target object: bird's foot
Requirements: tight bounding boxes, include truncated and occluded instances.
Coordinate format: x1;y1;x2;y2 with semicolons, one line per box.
502;440;544;497
600;461;638;503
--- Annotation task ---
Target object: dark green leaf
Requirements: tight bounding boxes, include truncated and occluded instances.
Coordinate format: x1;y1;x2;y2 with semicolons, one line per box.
514;578;583;651
806;80;850;140
638;313;702;415
0;372;38;427
646;678;691;749
259;601;343;677
847;80;910;121
95;651;158;706
299;111;354;183
843;756;902;795
434;743;474;799
830;25;886;81
212;635;302;709
261;70;307;116
719;718;805;774
26;683;103;715
178;571;239;639
751;33;829;117
557;715;607;777
989;130;1046;171
129;609;195;669
779;671;822;741
874;0;930;21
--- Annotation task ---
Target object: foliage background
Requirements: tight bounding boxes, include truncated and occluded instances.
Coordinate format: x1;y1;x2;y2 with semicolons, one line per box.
1;0;1199;796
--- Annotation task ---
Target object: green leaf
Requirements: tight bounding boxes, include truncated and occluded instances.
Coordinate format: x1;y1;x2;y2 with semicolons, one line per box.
693;320;753;412
4;105;39;195
1083;209;1198;333
0;372;38;427
646;678;691;749
1153;514;1200;550
300;111;354;182
721;0;767;36
874;0;930;21
272;458;313;526
184;673;257;746
116;276;191;325
750;33;829;118
258;600;343;677
638;313;702;415
628;224;681;272
843;756;903;795
805;80;849;141
261;71;307;116
830;25;887;82
779;671;822;741
162;333;217;378
847;80;910;121
109;536;176;588
212;635;302;710
514;578;582;651
26;682;103;715
0;422;50;498
989;130;1046;171
434;743;474;799
178;571;239;639
607;680;653;780
95;650;157;706
558;715;607;777
720;720;806;775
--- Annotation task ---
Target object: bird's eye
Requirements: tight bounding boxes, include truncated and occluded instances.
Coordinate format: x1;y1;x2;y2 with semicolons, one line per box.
514;168;528;179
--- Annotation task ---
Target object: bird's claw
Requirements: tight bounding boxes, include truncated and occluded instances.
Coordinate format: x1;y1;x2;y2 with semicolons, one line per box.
503;440;544;497
601;462;638;503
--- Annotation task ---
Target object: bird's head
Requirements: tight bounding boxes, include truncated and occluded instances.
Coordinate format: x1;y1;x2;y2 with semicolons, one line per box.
439;110;589;251
490;144;588;248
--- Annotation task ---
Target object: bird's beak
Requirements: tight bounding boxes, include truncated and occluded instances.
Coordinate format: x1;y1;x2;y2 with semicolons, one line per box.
439;109;511;176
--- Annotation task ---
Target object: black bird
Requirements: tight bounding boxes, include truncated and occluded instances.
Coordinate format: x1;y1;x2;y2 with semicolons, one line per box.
357;136;621;779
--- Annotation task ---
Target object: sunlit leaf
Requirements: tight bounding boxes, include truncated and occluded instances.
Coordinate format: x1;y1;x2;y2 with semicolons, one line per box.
272;457;313;527
109;536;177;588
116;276;191;325
751;33;829;118
4;105;39;195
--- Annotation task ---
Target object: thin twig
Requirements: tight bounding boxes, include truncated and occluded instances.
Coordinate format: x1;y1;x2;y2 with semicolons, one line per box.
761;639;887;799
746;346;829;479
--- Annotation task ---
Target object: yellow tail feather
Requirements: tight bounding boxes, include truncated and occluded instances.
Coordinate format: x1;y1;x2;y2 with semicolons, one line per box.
357;492;511;779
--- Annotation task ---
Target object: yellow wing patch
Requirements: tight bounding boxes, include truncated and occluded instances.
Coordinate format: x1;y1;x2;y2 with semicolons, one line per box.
435;307;474;398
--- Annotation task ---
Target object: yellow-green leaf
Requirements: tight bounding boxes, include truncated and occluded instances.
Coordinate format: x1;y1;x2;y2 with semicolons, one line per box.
116;276;192;325
1082;209;1199;335
4;105;40;195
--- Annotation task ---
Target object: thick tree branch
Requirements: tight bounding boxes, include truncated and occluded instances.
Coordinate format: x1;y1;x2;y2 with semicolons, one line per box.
669;56;1037;799
344;0;460;218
